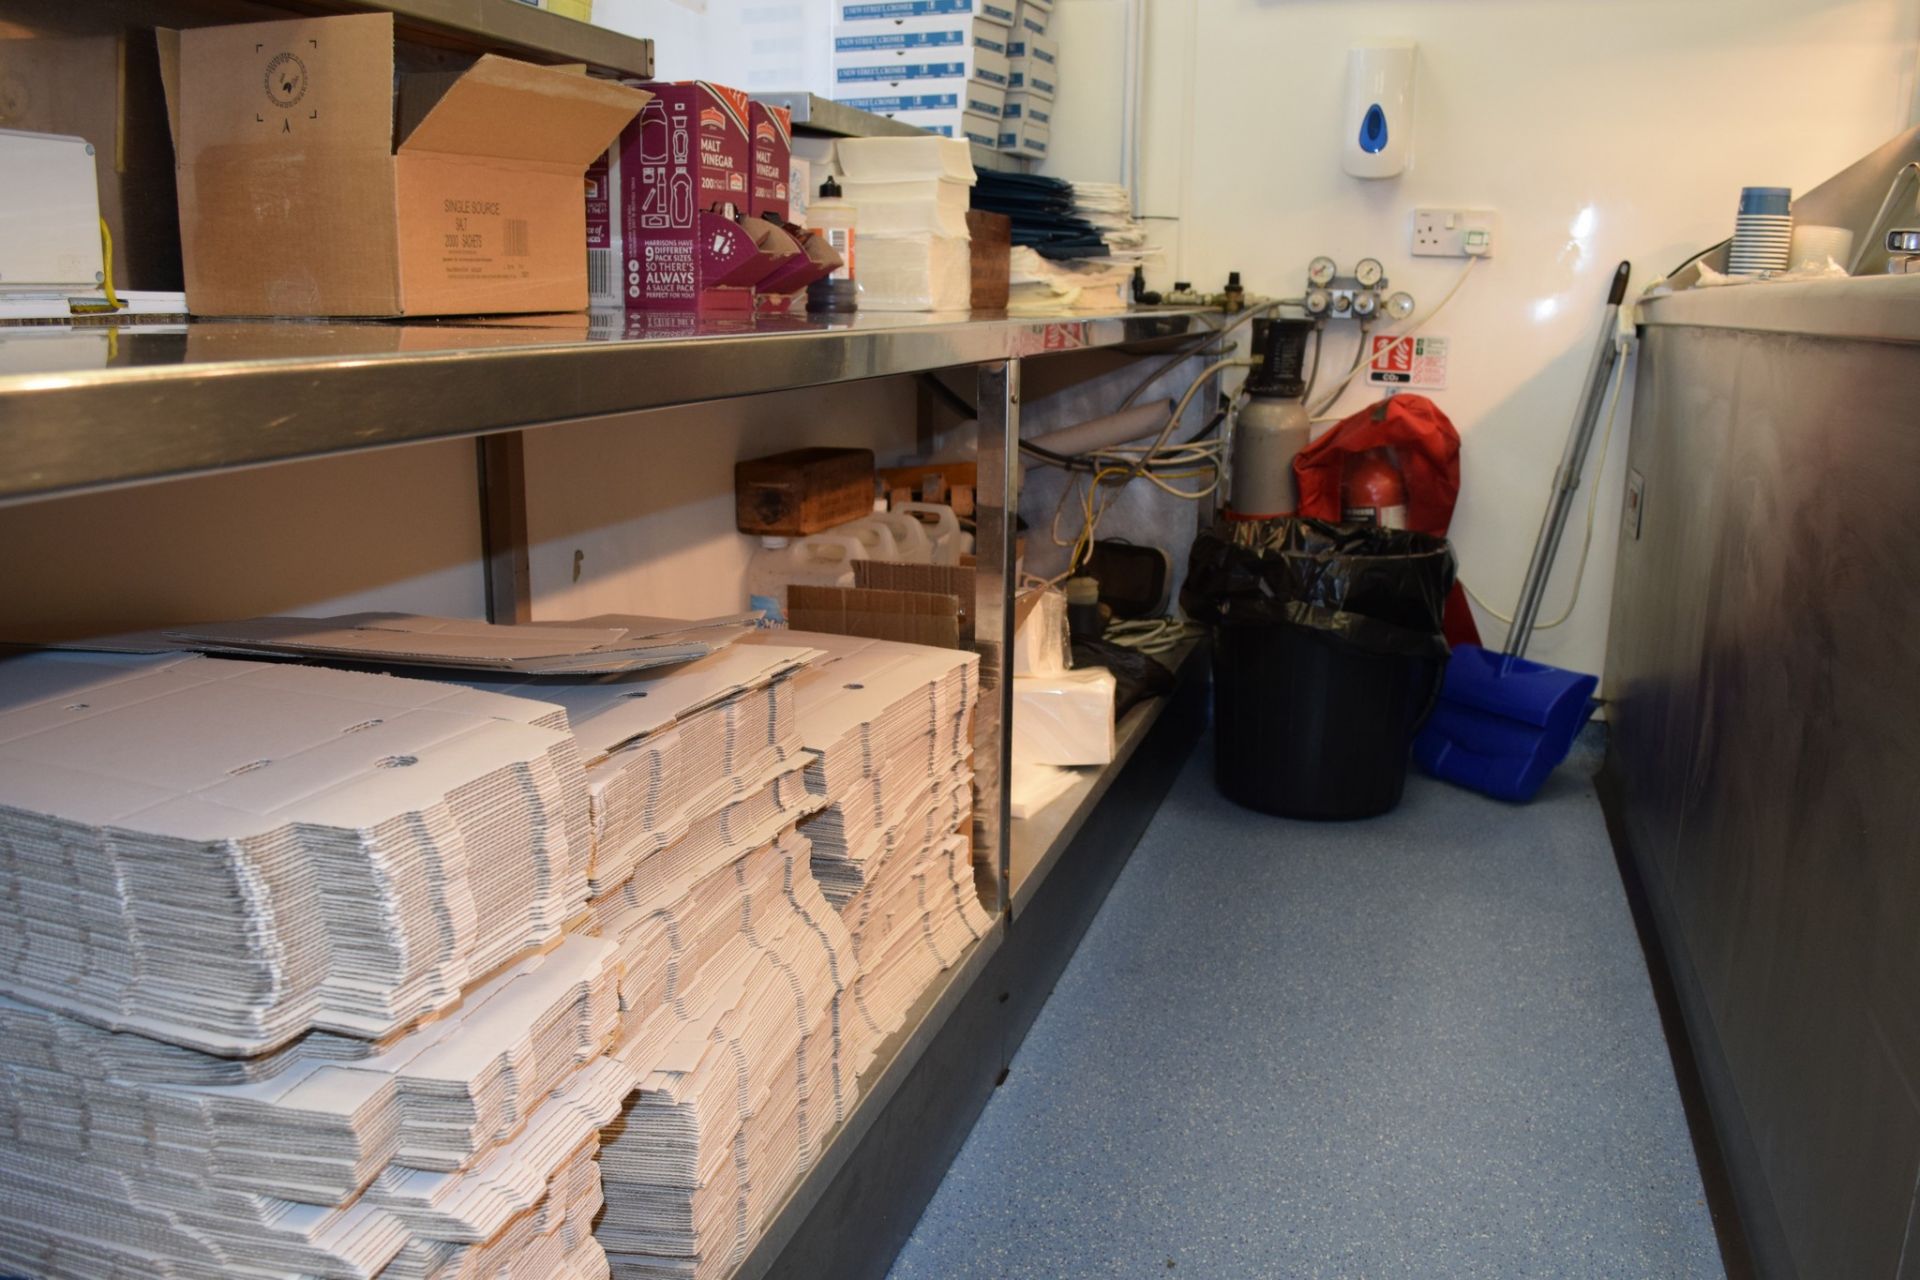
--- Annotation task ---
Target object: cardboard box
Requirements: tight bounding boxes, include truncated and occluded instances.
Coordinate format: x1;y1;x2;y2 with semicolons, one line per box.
999;117;1049;158
837;96;1002;146
1007;31;1059;99
833;43;1010;92
836;0;1015;27
1000;92;1053;128
605;82;772;312
162;13;646;317
1014;1;1050;37
833;15;1013;60
854;561;978;646
789;586;963;650
748;101;794;222
833;50;1011;119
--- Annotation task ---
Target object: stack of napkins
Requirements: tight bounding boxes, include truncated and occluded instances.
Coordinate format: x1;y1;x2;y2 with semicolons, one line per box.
1069;180;1154;262
834;138;977;312
0;650;592;1055
1007;245;1134;314
745;632;992;1054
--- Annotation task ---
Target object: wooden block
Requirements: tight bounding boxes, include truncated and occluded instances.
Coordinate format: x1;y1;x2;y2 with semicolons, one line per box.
735;447;875;536
966;210;1011;311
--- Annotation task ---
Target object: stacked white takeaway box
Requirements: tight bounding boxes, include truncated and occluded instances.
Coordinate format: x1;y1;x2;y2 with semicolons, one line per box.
0;649;614;1279
0;621;991;1280
831;0;1013;143
748;631;993;1055
835;136;977;311
405;641;860;1280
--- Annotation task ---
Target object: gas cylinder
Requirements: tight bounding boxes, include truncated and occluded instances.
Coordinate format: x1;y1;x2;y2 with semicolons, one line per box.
1341;449;1408;528
1228;317;1317;518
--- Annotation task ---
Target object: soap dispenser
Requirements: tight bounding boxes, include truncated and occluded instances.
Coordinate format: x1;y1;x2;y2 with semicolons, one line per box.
1342;42;1416;179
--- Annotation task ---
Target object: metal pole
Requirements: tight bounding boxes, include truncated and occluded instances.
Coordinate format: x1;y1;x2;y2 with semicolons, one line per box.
974;359;1019;919
1505;261;1630;658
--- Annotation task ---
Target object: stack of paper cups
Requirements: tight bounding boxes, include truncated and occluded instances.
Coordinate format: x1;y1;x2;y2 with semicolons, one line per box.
1728;186;1792;276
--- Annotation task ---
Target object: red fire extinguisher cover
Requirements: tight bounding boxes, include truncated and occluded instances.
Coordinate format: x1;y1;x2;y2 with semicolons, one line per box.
1293;394;1482;646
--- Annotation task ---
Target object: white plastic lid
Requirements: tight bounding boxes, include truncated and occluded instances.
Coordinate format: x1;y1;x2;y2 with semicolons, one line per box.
760;536;791;549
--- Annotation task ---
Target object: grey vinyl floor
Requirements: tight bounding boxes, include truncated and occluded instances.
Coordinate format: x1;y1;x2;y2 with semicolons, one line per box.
886;746;1724;1280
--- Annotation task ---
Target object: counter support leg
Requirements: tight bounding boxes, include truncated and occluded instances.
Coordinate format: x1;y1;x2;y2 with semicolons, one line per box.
974;358;1019;919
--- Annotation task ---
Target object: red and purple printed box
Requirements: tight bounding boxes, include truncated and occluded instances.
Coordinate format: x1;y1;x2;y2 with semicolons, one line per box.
596;81;773;312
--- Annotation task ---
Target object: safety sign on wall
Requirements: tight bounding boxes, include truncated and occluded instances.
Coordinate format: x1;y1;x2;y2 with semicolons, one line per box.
1366;334;1449;389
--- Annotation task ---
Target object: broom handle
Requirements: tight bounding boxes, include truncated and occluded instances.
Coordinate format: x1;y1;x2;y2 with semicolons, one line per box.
1504;260;1631;659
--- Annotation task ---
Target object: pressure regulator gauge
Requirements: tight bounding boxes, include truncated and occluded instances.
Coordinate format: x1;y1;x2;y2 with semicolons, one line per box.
1352;291;1379;318
1305;288;1331;316
1354;257;1385;289
1307;256;1338;288
1384;290;1416;321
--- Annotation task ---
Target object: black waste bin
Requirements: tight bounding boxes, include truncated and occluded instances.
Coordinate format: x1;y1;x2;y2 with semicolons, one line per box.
1182;518;1456;820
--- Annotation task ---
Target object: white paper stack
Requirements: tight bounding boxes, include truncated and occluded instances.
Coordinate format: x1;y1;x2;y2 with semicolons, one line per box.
0;650;592;1055
1069;180;1154;262
1007;245;1136;315
832;137;977;312
743;631;992;1054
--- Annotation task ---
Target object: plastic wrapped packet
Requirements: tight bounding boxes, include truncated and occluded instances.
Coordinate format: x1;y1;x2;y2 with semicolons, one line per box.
1011;668;1117;767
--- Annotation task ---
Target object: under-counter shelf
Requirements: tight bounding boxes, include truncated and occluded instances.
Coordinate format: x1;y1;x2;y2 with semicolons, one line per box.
0;308;1213;506
1009;637;1205;916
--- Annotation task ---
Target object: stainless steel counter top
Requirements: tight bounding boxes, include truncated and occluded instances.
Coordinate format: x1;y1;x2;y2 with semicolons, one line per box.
1638;270;1920;343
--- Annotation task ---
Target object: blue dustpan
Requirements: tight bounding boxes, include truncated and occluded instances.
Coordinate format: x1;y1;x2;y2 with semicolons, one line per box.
1418;263;1628;802
1413;644;1597;802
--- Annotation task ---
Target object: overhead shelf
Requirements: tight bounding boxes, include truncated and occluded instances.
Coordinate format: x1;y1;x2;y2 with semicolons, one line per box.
0;308;1214;506
307;0;653;77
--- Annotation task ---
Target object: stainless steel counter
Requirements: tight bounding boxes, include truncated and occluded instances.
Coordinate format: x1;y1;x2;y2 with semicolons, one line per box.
0;308;1212;505
1639;270;1920;343
1602;296;1920;1278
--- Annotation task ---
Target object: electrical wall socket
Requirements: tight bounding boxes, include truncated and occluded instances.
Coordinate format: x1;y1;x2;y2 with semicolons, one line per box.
1412;207;1498;258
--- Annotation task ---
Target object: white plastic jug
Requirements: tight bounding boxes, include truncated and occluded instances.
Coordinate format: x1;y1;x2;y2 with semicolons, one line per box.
865;510;932;563
895;502;966;566
830;516;906;563
745;534;867;624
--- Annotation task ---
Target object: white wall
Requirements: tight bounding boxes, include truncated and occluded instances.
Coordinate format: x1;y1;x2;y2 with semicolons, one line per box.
0;441;488;641
522;380;919;619
594;0;835;92
1044;0;1920;680
0;381;918;640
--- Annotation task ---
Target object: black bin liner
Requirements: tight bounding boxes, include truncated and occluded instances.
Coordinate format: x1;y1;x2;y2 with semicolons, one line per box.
1182;518;1456;819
